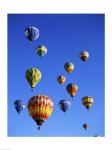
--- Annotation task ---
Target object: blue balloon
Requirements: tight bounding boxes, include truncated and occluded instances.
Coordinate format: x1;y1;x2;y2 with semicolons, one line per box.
24;26;39;42
14;100;25;114
59;100;71;112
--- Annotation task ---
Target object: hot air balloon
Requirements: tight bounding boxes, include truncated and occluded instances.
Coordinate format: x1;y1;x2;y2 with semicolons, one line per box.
14;100;25;114
80;51;89;62
64;62;74;74
24;26;39;42
25;67;42;91
27;94;54;130
36;45;47;57
59;100;71;113
82;96;93;110
66;83;78;98
83;123;89;130
57;75;66;85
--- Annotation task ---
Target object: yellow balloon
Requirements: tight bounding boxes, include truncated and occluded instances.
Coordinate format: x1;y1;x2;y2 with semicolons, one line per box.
82;96;93;110
25;67;42;90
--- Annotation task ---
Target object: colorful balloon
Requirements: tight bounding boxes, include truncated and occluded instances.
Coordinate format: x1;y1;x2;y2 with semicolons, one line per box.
82;96;93;110
80;51;89;62
59;100;71;113
36;45;47;57
64;62;74;74
14;100;25;114
27;94;54;130
25;26;39;42
57;75;66;85
25;68;42;90
66;83;78;97
83;123;89;130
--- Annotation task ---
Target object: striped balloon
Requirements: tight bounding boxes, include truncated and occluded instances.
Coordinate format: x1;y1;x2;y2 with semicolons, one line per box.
25;26;39;42
25;68;42;90
27;95;54;130
82;96;93;110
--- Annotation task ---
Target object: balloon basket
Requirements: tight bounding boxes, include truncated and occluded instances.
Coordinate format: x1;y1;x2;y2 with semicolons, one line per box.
38;126;40;130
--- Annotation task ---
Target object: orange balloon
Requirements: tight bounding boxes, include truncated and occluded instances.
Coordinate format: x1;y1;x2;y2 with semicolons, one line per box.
27;94;54;130
66;83;78;97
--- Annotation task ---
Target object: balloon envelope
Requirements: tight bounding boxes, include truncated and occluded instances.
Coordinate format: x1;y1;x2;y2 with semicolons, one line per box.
36;45;47;57
14;100;25;114
82;96;93;110
64;62;74;74
80;51;89;61
25;26;39;42
27;95;54;129
25;67;42;90
66;83;78;97
83;123;89;130
57;75;66;85
59;100;71;112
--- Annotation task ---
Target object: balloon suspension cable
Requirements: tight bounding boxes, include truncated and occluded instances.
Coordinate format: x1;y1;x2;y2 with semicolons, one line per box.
71;96;74;101
83;60;86;62
40;55;43;58
86;107;90;112
31;88;34;92
68;72;71;78
87;109;90;112
30;40;32;43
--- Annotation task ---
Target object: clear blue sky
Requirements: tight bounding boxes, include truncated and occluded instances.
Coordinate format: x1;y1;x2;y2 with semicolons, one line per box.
8;14;104;137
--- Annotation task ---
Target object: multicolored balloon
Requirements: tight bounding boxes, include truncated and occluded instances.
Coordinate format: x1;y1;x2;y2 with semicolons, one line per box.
59;100;71;113
83;123;89;130
27;94;54;130
24;26;39;42
80;51;89;62
36;45;47;57
82;96;93;110
25;67;42;90
64;62;74;74
14;100;25;114
57;75;66;85
66;83;78;97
